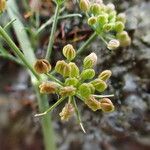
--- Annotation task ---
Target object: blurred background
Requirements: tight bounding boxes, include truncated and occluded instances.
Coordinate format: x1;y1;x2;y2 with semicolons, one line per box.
0;0;150;150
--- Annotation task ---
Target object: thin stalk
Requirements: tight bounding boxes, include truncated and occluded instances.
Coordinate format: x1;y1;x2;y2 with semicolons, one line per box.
0;26;40;80
46;4;60;60
93;94;114;98
36;7;65;34
77;32;97;55
72;97;86;133
59;13;82;19
37;13;82;35
35;10;40;28
7;0;36;65
34;84;56;150
46;73;63;85
4;19;16;30
35;97;66;117
0;54;23;65
0;44;23;65
99;35;108;45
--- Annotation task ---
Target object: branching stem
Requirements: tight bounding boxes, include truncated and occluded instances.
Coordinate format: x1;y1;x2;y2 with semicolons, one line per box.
77;32;97;55
72;97;86;133
0;26;40;80
35;97;66;117
93;94;114;98
46;4;60;60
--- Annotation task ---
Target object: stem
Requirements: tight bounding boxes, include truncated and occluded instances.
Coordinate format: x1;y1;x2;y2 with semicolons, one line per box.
7;1;56;149
35;97;66;117
7;0;36;65
35;10;40;28
0;44;23;65
37;13;82;35
4;19;16;30
72;97;86;133
77;32;97;55
0;26;40;80
93;94;114;98
46;4;60;60
99;35;108;45
0;54;23;65
46;73;63;85
33;84;56;150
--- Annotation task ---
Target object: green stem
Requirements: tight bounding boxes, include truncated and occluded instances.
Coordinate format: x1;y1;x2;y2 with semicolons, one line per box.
0;44;23;65
35;97;66;117
7;0;36;65
4;19;16;30
46;73;63;85
37;13;82;35
77;32;97;55
35;10;40;28
0;26;40;80
46;4;60;60
0;54;23;65
99;35;108;45
6;1;56;149
93;94;114;98
33;84;56;150
72;97;86;133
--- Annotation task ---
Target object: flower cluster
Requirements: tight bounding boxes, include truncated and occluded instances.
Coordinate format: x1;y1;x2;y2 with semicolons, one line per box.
79;0;131;50
34;44;114;130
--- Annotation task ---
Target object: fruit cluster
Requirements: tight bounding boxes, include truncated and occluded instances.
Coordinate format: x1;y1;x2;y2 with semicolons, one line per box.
34;44;114;122
79;0;131;50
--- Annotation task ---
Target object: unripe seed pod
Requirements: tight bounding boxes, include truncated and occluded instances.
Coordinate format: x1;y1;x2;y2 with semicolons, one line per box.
34;59;51;74
83;53;97;69
55;60;64;73
55;60;70;77
103;23;114;32
100;98;114;112
91;78;107;92
63;44;76;61
69;62;80;78
39;81;59;94
106;3;115;13
84;96;101;111
79;0;90;12
87;83;95;94
120;38;131;47
116;31;128;40
59;86;76;97
59;103;74;121
90;3;105;15
116;13;126;24
97;14;108;25
65;77;78;87
117;31;131;47
78;83;92;98
108;11;116;23
114;21;125;32
0;0;6;13
98;70;112;81
88;17;97;26
80;69;95;80
107;39;120;50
